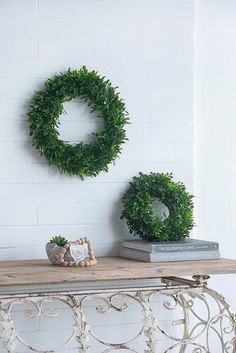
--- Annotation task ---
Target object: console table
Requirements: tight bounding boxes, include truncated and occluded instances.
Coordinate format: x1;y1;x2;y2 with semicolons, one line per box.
0;257;236;353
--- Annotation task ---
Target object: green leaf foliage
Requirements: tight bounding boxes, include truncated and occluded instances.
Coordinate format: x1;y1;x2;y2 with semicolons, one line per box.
121;172;194;242
27;66;129;178
50;236;68;247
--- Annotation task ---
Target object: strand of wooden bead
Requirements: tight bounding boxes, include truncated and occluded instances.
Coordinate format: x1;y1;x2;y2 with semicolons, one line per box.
60;237;97;267
61;243;69;266
87;237;97;266
77;237;87;267
57;244;67;265
77;237;97;267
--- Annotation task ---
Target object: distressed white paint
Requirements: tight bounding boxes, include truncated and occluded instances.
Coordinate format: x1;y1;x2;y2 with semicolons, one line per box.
0;281;235;353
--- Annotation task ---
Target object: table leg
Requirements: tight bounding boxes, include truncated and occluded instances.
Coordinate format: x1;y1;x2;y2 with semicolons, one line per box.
73;296;91;353
0;299;17;353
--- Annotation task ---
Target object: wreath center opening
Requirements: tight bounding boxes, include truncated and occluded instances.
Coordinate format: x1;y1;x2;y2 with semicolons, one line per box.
58;99;104;145
151;198;169;220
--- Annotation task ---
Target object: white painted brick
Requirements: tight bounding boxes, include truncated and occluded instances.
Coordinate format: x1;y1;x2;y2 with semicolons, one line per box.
117;65;149;103
36;14;192;46
0;57;38;78
39;36;191;64
120;142;193;164
36;17;104;39
0;120;29;141
0;163;37;183
35;163;81;183
132;22;192;45
0;0;37;16
147;65;193;104
0;57;122;83
38;37;135;64
102;2;194;30
38;34;95;60
136;2;194;21
0;183;127;205
38;0;193;19
0;57;64;80
1;245;66;260
0;98;27;119
0;224;127;247
0;35;37;58
0;78;38;99
111;42;193;65
126;122;192;143
116;0;194;6
38;0;102;19
34;161;193;188
146;64;194;94
0;142;43;163
148;103;193;123
0;205;36;226
0;16;36;37
151;45;193;67
119;46;193;76
0;246;45;260
38;203;110;225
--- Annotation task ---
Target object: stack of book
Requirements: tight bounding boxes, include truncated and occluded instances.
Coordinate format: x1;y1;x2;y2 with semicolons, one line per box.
120;238;220;262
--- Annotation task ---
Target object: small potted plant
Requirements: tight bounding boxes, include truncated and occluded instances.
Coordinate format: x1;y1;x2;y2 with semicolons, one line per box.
46;235;97;267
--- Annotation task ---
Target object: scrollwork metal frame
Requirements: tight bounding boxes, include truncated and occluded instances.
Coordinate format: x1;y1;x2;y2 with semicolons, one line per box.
0;277;235;353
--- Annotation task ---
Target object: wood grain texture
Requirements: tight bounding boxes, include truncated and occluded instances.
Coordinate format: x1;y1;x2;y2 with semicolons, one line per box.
0;257;236;287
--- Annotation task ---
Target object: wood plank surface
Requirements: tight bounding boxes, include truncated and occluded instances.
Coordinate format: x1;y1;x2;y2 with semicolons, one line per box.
0;257;236;287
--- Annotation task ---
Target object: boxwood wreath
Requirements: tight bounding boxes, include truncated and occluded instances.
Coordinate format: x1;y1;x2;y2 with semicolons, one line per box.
27;67;129;178
121;172;194;242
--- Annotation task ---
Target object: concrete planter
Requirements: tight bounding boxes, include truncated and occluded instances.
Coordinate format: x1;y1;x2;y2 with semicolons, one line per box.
46;242;87;265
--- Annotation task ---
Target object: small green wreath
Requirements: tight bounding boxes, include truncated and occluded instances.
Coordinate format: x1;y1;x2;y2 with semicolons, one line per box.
27;67;129;178
121;172;194;242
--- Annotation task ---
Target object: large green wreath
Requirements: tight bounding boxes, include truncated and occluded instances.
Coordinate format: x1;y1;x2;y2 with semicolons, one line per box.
27;67;129;178
121;172;194;242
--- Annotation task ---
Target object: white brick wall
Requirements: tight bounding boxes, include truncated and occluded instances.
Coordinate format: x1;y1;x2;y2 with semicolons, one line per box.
0;0;194;260
0;0;194;351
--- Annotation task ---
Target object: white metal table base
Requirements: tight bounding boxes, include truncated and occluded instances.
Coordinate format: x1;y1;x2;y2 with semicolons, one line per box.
0;276;235;353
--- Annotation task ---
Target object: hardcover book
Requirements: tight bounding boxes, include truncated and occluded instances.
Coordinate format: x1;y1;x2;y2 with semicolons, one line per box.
119;246;221;262
122;238;219;253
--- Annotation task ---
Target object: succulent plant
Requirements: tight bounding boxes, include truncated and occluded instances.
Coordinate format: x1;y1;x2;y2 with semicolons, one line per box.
49;236;68;247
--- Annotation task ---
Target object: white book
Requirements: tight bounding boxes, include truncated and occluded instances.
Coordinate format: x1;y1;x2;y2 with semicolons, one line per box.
122;239;219;253
119;246;221;262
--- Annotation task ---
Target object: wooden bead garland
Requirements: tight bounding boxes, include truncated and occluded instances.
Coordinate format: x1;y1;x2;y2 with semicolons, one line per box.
47;237;97;267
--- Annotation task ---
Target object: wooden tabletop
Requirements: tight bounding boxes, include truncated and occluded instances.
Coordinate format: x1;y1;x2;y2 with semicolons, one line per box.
0;257;236;288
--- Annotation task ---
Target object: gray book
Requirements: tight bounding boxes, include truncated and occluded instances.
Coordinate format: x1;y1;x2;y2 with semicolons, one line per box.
119;246;221;262
122;239;219;253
